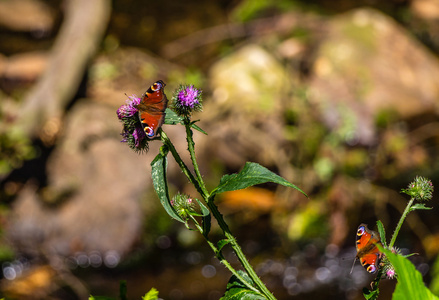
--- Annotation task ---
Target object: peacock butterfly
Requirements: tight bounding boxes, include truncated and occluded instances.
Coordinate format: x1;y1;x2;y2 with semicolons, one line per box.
356;223;383;274
135;80;168;138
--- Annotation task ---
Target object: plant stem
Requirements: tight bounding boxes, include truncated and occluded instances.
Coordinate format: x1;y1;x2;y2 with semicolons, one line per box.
207;201;277;300
188;215;262;295
160;130;203;195
165;125;277;299
389;197;414;249
184;123;277;298
184;120;209;198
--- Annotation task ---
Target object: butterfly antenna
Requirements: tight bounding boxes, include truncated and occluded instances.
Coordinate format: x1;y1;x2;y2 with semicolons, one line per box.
350;257;357;274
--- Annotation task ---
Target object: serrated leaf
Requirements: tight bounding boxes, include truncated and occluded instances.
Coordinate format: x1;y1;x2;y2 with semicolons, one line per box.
190;121;207;135
220;271;267;300
363;287;380;300
151;148;185;223
196;199;211;237
376;220;387;248
380;247;439;300
164;108;183;125
142;287;159;300
164;108;207;134
211;162;307;198
409;203;432;212
217;239;231;252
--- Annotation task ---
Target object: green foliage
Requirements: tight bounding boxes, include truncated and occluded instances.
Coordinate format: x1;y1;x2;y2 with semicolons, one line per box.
362;288;379;300
164;108;207;134
90;285;159;300
142;288;159;300
231;0;297;22
119;280;127;300
409;203;432;212
430;257;439;296
197;199;211;237
381;248;438;300
220;270;267;300
151;146;186;223
0;129;35;175
210;162;307;199
376;220;387;248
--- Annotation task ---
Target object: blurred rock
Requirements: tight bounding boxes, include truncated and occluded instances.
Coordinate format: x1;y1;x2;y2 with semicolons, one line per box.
7;99;147;260
204;44;291;169
412;0;439;20
0;0;54;34
0;52;48;88
308;8;439;145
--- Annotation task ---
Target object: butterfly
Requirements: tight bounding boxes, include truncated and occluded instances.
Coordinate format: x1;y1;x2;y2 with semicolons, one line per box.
355;223;383;274
135;80;168;138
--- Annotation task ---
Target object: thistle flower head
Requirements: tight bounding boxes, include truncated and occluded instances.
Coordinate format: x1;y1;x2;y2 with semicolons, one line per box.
381;247;400;279
172;84;202;117
171;193;197;220
401;176;434;202
116;94;149;153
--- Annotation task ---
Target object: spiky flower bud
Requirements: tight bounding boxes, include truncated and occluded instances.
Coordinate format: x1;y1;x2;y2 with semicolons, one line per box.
401;176;434;202
171;193;197;220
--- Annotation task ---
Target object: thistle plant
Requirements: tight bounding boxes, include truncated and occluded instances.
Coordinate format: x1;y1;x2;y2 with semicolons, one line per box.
116;81;307;299
362;176;435;300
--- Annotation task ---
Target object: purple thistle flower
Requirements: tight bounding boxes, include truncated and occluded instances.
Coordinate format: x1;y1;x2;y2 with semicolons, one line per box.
386;268;395;279
132;126;146;147
116;94;149;153
172;84;202;117
117;95;141;119
178;86;199;108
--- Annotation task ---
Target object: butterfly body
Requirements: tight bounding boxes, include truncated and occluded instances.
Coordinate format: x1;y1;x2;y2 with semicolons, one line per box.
356;223;383;274
136;80;168;138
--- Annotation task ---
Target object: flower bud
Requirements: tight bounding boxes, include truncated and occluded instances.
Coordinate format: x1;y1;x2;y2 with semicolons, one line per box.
171;193;197;220
401;176;434;202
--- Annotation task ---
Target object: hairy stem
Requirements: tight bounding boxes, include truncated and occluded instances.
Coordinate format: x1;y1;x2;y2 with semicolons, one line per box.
389;198;414;249
188;215;261;294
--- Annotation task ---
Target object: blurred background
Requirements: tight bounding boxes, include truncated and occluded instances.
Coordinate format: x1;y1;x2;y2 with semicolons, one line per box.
1;0;439;299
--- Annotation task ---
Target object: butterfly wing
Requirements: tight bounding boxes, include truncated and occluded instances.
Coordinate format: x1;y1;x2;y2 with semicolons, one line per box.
137;80;168;138
356;224;383;274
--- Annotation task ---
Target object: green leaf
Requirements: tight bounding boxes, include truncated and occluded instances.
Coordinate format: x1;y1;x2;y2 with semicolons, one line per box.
164;108;183;125
363;287;380;300
196;199;211;237
191;122;208;135
217;239;231;253
220;270;267;300
211;162;307;198
410;203;432;212
164;108;207;134
119;280;127;300
380;247;439;300
142;287;159;300
376;220;387;247
151;147;186;223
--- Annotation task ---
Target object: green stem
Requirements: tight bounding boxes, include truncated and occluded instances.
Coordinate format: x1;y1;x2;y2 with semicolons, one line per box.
184;120;209;198
165;125;276;299
160;130;204;195
188;215;262;295
389;197;414;249
207;201;277;300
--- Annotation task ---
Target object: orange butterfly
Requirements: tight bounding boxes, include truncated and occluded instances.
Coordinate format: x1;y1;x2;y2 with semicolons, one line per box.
355;224;383;273
135;80;168;138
